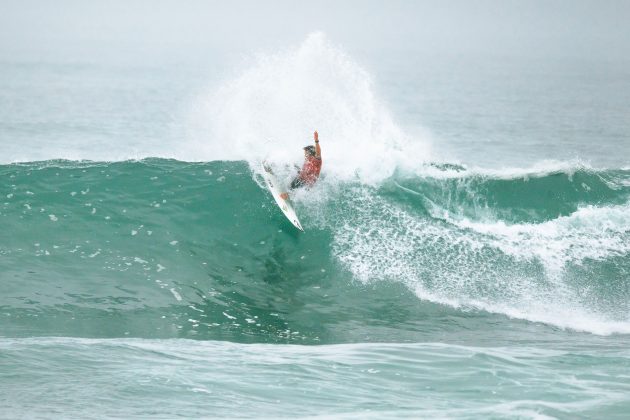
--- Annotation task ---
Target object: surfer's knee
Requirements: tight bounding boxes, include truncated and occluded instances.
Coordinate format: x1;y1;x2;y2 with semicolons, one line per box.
290;178;303;189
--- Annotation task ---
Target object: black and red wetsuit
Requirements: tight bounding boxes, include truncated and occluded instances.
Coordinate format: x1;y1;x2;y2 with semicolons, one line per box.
291;155;322;189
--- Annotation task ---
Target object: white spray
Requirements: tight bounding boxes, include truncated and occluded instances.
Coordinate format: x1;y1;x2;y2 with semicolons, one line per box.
185;32;431;184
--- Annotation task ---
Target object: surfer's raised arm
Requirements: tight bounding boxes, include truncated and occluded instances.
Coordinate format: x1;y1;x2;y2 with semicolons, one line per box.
314;130;321;158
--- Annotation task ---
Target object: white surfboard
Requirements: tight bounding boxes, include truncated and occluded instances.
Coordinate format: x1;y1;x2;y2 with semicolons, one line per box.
261;163;304;231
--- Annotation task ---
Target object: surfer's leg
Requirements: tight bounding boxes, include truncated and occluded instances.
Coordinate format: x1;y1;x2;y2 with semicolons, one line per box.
290;177;304;190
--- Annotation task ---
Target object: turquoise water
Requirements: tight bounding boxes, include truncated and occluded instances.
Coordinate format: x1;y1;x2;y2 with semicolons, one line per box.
1;33;630;418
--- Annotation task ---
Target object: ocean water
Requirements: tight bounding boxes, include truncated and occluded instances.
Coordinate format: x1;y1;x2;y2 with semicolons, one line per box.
1;33;630;418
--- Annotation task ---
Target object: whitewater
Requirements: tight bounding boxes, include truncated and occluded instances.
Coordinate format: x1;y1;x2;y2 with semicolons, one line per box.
2;33;630;418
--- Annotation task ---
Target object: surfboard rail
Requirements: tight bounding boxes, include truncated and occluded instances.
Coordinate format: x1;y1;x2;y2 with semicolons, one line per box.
261;163;304;231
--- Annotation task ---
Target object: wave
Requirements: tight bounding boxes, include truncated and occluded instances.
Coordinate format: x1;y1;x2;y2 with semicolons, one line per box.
1;159;629;337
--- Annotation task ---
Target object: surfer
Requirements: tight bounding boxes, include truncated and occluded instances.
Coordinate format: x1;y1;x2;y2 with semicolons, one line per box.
279;131;322;200
279;131;321;199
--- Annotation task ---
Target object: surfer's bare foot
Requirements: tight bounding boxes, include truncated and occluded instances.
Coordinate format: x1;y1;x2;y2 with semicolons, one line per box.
280;192;289;200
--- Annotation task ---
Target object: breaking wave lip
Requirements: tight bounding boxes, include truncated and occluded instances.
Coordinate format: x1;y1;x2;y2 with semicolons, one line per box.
439;203;630;272
3;157;627;178
411;158;627;180
331;175;630;336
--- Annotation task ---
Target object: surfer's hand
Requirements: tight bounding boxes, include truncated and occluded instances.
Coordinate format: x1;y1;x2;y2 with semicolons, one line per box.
314;131;318;142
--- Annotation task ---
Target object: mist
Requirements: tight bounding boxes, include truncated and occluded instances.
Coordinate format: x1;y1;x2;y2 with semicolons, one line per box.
2;0;629;64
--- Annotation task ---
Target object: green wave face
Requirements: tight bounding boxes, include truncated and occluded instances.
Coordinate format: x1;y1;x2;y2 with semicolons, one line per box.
1;159;629;341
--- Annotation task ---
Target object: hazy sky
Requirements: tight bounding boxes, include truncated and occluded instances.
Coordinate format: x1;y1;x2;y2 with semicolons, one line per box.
1;0;629;63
